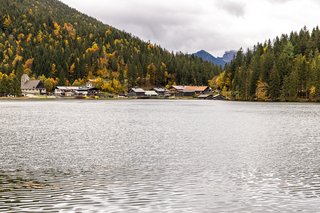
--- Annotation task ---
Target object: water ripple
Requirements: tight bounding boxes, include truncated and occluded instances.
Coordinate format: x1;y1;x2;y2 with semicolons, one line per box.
1;100;320;212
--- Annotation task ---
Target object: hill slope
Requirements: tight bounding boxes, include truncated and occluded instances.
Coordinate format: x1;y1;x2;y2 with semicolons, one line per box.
0;0;221;95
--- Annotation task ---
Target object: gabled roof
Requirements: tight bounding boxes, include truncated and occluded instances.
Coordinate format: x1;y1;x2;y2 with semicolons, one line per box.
145;90;158;96
21;80;43;90
170;85;210;92
184;86;210;92
56;86;80;90
170;85;185;91
130;88;145;93
153;87;168;92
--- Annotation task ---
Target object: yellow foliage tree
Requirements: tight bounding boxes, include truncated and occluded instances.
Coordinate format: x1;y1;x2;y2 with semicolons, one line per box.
309;86;316;100
64;23;76;40
72;79;81;86
147;63;157;85
23;58;34;75
86;43;100;53
112;78;123;93
102;81;113;93
4;15;11;29
53;21;61;37
69;63;75;75
37;31;43;43
94;77;104;89
51;64;57;75
255;81;269;101
37;76;57;93
12;55;23;67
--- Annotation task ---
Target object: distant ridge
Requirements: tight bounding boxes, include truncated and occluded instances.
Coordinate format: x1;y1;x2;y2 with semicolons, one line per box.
194;50;236;66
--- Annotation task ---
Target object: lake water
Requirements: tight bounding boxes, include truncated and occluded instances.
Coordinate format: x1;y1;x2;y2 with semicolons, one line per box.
1;100;320;212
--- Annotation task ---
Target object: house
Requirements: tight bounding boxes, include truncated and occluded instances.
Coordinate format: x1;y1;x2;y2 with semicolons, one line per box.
54;86;80;97
75;87;99;96
184;86;211;95
21;74;46;96
145;90;158;97
183;89;196;96
127;88;145;97
169;85;185;95
169;85;211;96
153;87;168;96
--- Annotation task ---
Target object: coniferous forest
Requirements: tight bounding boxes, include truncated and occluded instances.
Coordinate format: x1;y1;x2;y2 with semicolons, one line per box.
0;0;221;96
2;0;320;101
217;26;320;102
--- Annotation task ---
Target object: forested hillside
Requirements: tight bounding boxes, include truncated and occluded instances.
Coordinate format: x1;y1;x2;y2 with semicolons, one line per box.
216;26;320;101
0;0;221;95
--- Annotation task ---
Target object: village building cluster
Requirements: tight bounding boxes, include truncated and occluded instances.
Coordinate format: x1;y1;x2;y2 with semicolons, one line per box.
20;74;224;100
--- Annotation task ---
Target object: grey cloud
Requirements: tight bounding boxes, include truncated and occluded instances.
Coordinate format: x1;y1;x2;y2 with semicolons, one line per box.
267;0;294;3
79;1;203;43
217;0;246;17
61;0;320;56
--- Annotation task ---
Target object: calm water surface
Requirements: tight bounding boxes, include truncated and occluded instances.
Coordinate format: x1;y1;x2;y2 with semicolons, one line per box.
1;100;320;212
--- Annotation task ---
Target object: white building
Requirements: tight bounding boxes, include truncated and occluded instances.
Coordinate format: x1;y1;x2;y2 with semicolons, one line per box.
145;90;158;97
54;86;80;97
21;74;46;96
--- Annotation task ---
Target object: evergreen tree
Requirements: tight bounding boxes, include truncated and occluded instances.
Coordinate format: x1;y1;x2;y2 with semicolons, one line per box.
269;64;280;100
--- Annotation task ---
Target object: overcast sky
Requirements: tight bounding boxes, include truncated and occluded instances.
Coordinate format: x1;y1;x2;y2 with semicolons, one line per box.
60;0;320;56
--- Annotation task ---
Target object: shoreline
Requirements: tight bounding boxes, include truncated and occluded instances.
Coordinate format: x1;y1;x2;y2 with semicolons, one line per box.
0;96;318;103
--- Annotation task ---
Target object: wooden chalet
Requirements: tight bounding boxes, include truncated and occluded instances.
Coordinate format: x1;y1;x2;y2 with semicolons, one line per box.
127;88;146;97
169;85;211;96
153;87;168;96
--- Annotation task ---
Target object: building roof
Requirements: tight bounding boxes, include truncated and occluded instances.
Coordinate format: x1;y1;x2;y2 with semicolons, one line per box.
145;91;158;96
170;85;210;92
170;85;185;91
153;87;168;92
184;86;210;92
56;86;80;90
130;88;145;93
21;80;43;90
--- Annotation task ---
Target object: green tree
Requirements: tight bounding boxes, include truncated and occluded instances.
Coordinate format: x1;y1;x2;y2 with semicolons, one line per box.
269;64;280;101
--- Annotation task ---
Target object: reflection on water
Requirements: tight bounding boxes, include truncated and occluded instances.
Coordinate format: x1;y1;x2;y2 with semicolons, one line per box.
1;100;320;212
0;172;48;191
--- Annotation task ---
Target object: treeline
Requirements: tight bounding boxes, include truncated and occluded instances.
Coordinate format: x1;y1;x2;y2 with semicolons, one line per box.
0;73;21;96
216;26;320;101
0;0;221;95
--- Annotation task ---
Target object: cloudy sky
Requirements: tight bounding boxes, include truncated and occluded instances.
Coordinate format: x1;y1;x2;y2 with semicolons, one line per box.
60;0;320;56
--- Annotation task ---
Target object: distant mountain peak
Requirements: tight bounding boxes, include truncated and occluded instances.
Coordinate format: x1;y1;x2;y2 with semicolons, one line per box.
194;50;225;67
193;50;236;66
222;50;237;63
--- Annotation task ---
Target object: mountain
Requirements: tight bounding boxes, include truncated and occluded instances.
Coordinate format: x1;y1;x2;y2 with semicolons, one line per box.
222;50;237;63
194;50;226;67
194;50;236;66
0;0;221;96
